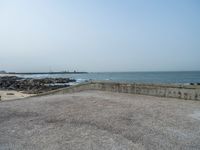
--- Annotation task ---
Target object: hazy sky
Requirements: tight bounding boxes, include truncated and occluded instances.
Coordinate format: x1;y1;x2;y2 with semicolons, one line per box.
0;0;200;72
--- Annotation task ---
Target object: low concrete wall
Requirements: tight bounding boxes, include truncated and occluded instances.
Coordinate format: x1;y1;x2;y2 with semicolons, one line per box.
37;81;200;101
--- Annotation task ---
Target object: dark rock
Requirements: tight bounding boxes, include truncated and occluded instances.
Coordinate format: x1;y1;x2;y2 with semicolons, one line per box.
0;76;76;94
6;93;15;95
190;83;200;86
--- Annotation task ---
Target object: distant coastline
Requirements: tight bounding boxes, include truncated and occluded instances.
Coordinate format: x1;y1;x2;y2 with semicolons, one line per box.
1;71;200;84
7;71;88;75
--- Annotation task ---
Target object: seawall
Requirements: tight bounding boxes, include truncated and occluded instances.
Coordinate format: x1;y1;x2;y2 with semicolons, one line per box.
37;81;200;101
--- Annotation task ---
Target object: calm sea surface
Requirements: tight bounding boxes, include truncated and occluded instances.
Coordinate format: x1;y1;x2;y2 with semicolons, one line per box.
18;71;200;84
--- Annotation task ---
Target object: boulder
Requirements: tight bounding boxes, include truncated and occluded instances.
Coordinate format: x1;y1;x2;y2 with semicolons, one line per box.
0;76;76;94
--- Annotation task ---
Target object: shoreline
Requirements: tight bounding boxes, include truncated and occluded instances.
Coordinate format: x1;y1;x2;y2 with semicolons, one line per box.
1;72;200;85
1;74;200;101
0;73;18;77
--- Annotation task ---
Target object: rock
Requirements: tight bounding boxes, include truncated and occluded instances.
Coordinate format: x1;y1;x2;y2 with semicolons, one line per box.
6;93;15;95
190;83;200;86
0;76;76;94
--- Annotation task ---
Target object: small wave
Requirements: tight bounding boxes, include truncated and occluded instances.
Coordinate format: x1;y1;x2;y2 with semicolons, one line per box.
105;79;111;80
76;78;86;83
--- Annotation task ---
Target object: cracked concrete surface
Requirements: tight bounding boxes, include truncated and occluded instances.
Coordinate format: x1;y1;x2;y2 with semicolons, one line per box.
0;90;200;150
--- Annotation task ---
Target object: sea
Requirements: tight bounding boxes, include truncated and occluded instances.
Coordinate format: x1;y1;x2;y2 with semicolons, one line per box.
17;71;200;84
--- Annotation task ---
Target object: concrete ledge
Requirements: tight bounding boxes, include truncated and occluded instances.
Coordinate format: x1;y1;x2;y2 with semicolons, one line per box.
36;81;200;100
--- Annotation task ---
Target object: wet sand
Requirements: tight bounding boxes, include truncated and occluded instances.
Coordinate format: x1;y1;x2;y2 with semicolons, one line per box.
0;90;200;150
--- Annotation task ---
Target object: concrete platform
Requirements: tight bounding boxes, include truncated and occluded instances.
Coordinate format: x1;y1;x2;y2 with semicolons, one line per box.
0;90;200;150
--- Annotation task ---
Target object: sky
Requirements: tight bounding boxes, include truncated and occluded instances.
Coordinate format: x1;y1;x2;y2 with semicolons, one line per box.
0;0;200;72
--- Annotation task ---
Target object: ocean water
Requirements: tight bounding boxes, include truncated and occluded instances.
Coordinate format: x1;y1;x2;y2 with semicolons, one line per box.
18;71;200;84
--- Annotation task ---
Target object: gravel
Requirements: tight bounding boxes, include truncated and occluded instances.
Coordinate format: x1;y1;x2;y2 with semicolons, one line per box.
0;90;200;150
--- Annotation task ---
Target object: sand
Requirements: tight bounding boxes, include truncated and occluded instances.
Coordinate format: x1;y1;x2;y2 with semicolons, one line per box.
0;90;34;101
0;90;200;150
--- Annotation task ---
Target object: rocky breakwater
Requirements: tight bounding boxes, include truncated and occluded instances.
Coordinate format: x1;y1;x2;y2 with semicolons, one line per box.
0;76;76;94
